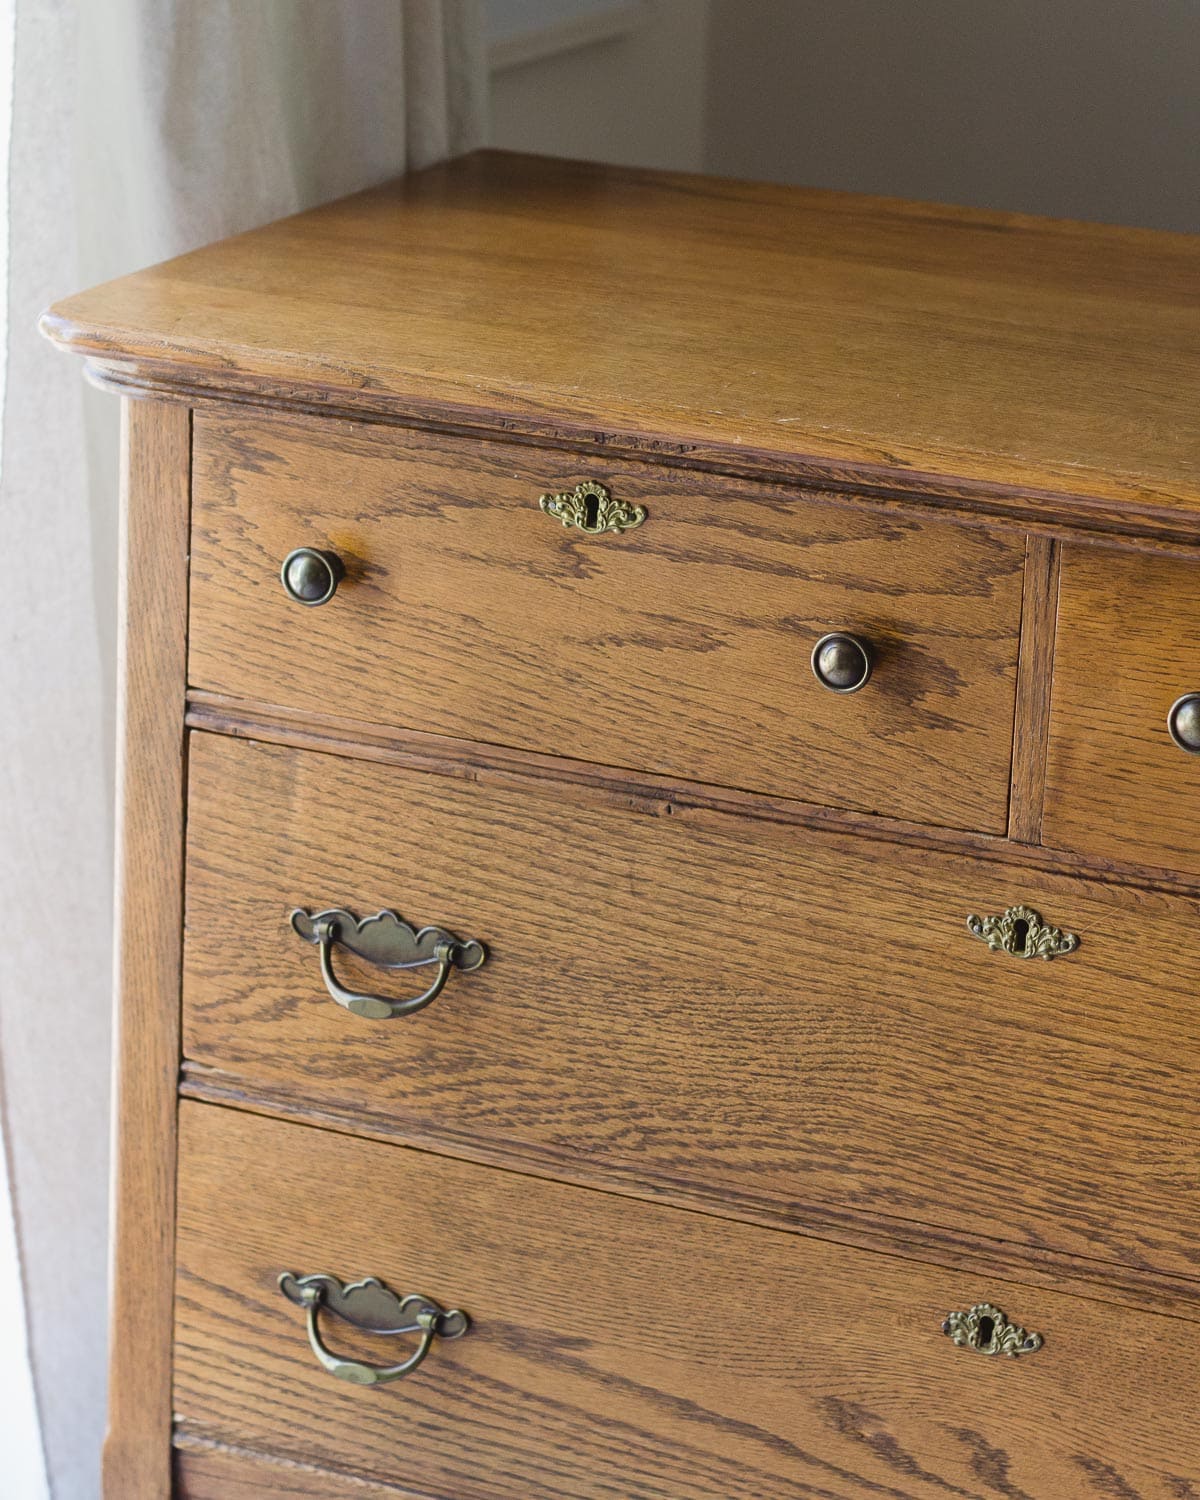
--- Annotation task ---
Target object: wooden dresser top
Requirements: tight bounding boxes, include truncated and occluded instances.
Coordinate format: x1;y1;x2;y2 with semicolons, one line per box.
42;149;1199;530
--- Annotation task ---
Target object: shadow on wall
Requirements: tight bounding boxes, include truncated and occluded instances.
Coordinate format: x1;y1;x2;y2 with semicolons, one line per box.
489;0;1200;232
704;0;1200;232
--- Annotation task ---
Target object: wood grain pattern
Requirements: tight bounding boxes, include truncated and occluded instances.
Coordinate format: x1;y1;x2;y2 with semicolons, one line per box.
186;690;1200;902
1007;535;1061;842
1044;545;1200;875
183;731;1200;1282
173;1101;1200;1500
188;408;1025;832
41;151;1200;526
40;152;1200;1494
179;1076;1200;1327
82;361;1200;553
175;1438;434;1499
102;399;191;1500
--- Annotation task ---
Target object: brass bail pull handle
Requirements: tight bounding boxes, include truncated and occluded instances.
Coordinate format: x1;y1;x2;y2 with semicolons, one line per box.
280;1274;469;1387
289;908;487;1020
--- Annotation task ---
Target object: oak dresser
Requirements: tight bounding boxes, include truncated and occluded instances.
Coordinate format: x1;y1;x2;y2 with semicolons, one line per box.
43;151;1200;1500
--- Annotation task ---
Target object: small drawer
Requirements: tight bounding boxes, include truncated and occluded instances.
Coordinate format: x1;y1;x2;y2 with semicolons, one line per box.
1046;544;1200;875
188;409;1024;832
174;1101;1200;1500
183;732;1200;1280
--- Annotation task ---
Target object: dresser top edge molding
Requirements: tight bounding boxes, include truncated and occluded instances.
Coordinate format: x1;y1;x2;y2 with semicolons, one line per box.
39;149;1200;533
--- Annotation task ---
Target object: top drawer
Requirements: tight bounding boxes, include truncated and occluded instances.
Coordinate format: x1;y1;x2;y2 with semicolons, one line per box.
188;411;1025;831
1045;544;1200;874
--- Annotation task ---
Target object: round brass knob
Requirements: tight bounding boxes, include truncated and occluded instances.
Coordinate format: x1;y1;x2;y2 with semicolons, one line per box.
1167;693;1200;753
281;547;343;607
811;631;872;694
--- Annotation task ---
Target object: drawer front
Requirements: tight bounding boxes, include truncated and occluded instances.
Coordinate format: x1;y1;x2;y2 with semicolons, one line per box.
174;1102;1200;1500
1046;544;1200;874
188;410;1024;832
184;732;1200;1279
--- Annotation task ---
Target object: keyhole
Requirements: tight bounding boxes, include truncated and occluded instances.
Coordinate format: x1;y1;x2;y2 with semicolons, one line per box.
1011;918;1029;953
976;1315;995;1346
582;491;600;529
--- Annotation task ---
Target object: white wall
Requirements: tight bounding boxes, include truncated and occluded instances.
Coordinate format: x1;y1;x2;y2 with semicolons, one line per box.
489;0;1200;233
489;0;710;171
705;0;1200;231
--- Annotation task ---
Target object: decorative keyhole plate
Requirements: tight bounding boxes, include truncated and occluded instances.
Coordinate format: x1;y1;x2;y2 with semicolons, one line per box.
539;481;646;535
943;1302;1043;1357
966;904;1078;960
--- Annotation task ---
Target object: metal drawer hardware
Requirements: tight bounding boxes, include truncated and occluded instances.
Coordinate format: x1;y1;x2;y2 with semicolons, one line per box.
943;1302;1043;1358
1168;693;1200;753
539;480;645;535
279;1273;469;1387
280;546;344;606
811;631;872;694
289;908;486;1020
966;904;1079;960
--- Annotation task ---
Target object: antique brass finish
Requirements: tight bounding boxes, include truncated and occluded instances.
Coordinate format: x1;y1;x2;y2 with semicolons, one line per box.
539;481;646;535
279;1273;469;1387
1168;693;1200;753
811;631;872;694
943;1302;1043;1358
966;904;1078;960
289;907;486;1020
280;546;343;606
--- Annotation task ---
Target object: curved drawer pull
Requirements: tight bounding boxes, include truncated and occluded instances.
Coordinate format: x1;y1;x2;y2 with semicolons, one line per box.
943;1301;1042;1358
966;904;1078;960
289;907;486;1020
539;480;645;535
280;1273;469;1386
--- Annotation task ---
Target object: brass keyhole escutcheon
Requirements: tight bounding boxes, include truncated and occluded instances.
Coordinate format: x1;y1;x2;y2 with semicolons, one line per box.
539;481;646;536
966;904;1078;960
943;1302;1042;1358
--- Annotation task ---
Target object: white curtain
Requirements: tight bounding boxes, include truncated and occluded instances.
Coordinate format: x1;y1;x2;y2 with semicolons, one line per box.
0;4;486;1495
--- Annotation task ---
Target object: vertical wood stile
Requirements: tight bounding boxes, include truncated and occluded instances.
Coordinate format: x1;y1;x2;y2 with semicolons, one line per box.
102;397;191;1500
1008;535;1061;844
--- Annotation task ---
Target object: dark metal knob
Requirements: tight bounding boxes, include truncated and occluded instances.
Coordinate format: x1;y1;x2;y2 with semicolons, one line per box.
1168;694;1200;753
811;631;872;694
281;547;343;606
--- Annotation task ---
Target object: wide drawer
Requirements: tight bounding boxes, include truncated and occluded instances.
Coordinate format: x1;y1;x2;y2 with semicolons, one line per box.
1045;543;1200;875
174;1101;1200;1500
188;409;1024;832
183;732;1200;1280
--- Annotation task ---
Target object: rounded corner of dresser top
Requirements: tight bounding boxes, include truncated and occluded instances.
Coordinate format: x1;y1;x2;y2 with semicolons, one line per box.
37;301;81;351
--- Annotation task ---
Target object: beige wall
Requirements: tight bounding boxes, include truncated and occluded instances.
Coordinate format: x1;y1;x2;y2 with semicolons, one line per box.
707;0;1200;231
489;0;710;171
490;0;1199;233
